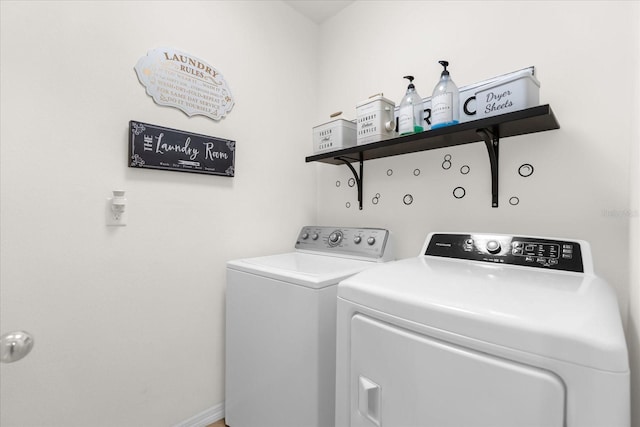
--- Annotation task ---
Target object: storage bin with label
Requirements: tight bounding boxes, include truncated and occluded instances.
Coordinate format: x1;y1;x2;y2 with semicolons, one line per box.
459;67;536;123
458;83;482;123
312;113;357;154
476;69;540;119
356;95;396;145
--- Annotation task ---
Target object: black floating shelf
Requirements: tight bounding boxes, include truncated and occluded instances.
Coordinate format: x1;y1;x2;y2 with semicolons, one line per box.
306;105;558;164
305;105;559;209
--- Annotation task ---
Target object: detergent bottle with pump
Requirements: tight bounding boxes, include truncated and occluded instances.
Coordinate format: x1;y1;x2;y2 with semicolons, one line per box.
431;60;460;129
398;76;424;135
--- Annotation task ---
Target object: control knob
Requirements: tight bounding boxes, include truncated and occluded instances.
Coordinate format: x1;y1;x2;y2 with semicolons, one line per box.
367;236;376;246
312;233;319;240
328;231;343;246
354;235;362;244
301;233;309;240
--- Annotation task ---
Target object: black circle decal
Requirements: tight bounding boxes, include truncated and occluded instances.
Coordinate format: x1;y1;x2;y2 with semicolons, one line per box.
453;187;466;199
518;164;534;177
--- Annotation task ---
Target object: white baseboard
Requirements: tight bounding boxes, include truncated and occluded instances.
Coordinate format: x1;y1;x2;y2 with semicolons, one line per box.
174;403;224;427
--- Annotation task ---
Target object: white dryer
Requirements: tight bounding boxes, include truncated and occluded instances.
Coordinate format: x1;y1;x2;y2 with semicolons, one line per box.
226;226;394;427
335;232;629;427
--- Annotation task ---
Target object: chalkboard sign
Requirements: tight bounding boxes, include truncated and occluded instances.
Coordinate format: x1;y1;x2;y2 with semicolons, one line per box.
129;121;235;177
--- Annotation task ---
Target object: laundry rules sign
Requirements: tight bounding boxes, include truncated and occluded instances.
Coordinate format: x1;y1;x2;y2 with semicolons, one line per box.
134;47;234;121
129;121;235;177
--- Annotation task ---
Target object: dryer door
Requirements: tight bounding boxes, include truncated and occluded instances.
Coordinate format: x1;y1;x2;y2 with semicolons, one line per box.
350;315;566;427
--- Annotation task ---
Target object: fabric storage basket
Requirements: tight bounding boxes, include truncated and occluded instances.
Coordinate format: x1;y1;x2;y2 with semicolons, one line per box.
476;69;540;119
313;113;357;154
356;94;396;145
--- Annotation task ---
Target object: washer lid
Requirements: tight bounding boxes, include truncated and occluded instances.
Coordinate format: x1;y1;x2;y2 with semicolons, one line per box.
338;256;629;372
227;252;380;289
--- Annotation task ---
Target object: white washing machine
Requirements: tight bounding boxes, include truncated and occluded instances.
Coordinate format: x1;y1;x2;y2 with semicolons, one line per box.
225;226;394;427
335;232;630;427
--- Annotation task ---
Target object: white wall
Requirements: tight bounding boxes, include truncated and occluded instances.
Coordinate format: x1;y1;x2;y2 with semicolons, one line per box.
0;1;317;426
2;1;639;426
315;0;639;424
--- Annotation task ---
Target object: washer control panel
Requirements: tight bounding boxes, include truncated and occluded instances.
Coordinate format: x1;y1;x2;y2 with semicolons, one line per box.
425;233;584;272
295;226;391;261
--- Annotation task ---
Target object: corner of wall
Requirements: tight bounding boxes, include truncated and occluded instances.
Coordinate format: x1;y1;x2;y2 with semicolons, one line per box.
629;5;640;426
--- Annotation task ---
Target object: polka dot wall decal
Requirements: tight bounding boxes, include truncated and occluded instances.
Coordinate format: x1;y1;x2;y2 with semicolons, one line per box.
518;164;534;177
442;154;452;170
453;187;466;199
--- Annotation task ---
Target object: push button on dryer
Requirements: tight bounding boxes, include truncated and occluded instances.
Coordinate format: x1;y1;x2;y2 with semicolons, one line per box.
486;240;501;254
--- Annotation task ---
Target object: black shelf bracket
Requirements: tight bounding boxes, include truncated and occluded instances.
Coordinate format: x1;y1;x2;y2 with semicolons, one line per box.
336;154;364;210
477;127;500;208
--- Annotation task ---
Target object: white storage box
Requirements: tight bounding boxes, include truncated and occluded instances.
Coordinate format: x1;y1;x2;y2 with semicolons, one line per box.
459;67;536;123
312;114;357;154
356;94;396;145
458;83;481;123
476;69;540;119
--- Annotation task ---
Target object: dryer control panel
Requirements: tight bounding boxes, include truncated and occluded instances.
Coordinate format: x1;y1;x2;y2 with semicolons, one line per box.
425;233;584;272
295;226;392;261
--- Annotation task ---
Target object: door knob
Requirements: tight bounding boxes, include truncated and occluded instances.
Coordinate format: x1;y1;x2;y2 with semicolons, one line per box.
0;330;34;363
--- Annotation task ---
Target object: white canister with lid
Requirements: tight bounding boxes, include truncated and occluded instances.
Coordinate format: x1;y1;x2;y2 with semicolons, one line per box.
356;94;396;145
312;112;357;154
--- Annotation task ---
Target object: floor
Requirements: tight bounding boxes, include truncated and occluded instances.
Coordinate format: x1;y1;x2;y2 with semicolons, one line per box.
206;420;226;427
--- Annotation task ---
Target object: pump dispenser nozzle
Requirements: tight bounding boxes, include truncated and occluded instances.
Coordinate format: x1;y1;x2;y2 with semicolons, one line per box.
403;75;415;89
438;61;450;76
